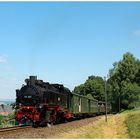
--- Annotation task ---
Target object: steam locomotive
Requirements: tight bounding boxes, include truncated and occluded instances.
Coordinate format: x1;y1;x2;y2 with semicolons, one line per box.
15;76;111;127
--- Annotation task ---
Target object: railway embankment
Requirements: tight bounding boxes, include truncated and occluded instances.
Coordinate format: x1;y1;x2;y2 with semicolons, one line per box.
52;113;129;138
52;109;140;138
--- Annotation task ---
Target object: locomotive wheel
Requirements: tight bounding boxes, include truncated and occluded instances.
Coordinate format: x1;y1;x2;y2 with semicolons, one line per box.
32;121;39;128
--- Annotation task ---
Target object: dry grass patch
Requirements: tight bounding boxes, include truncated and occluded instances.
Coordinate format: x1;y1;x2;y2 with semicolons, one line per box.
102;114;129;138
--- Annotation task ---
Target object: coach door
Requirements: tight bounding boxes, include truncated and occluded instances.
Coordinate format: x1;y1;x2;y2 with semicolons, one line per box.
79;97;81;113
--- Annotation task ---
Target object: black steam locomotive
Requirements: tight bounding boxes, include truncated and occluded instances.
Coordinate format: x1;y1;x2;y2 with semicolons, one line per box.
15;76;111;127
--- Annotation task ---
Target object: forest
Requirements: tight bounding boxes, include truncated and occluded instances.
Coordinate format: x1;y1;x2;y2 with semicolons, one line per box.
73;52;140;112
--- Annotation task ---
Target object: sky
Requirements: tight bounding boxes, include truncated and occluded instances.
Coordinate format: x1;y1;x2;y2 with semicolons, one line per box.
0;2;140;100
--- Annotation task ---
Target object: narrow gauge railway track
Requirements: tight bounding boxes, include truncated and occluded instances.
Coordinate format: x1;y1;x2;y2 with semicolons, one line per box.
0;125;32;133
0;116;102;138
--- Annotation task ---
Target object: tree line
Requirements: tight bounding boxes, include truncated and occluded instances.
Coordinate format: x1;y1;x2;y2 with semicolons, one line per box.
73;52;140;112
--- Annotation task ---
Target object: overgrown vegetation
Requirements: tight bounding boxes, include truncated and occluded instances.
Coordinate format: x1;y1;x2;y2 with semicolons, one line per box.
73;52;140;112
0;115;4;125
125;110;140;138
0;113;14;128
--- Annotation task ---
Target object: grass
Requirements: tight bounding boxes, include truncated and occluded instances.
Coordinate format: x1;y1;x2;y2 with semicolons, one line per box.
125;110;140;138
50;109;140;138
120;108;138;114
53;114;129;138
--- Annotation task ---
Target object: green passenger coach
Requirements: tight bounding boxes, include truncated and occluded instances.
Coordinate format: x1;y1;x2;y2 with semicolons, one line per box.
69;93;101;116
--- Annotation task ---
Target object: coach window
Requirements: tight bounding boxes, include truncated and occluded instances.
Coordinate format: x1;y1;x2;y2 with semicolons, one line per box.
56;94;61;105
58;97;60;102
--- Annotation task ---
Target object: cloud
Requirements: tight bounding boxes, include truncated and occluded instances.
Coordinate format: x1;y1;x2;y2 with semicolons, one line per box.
134;30;140;36
0;55;7;63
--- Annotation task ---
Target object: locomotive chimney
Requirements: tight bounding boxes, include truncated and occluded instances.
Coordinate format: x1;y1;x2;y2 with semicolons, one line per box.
16;89;19;97
29;76;37;85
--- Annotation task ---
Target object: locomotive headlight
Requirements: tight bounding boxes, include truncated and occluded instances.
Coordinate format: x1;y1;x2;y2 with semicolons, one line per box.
39;105;43;108
28;96;32;98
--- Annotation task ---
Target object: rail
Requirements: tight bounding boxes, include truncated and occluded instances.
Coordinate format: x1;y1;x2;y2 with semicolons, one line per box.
0;125;32;132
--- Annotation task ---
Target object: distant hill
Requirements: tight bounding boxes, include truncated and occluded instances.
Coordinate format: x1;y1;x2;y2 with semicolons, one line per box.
0;99;15;105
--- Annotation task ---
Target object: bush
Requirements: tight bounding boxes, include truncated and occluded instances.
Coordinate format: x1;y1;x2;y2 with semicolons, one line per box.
8;113;14;120
0;115;3;125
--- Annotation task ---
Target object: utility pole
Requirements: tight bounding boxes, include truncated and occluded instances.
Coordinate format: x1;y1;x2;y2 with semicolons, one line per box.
119;95;121;112
104;76;107;122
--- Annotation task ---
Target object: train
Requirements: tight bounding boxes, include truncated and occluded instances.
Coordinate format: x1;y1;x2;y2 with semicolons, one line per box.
15;76;111;127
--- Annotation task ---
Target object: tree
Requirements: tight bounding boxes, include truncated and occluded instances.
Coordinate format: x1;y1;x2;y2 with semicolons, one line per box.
107;76;120;112
86;94;95;99
121;82;140;109
73;84;85;95
73;76;105;101
135;59;140;86
108;52;140;112
117;52;139;82
73;52;140;112
84;76;105;101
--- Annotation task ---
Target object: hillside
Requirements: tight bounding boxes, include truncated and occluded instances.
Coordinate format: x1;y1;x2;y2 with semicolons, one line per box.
0;100;14;105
